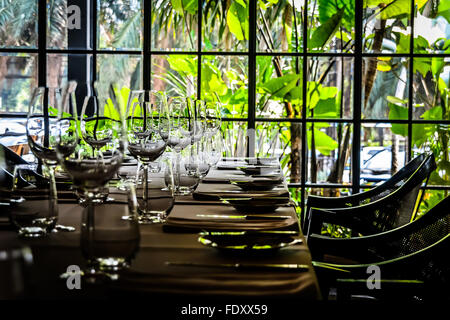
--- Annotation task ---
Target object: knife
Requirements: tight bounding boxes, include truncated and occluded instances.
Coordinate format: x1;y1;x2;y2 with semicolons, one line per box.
196;214;291;220
165;261;309;272
198;230;300;236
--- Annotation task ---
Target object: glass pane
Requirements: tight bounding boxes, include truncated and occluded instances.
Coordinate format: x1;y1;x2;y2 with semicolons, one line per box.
414;0;450;54
413;57;449;121
151;0;198;51
98;0;142;50
97;54;142;93
307;0;354;53
255;122;297;181
202;0;248;51
363;0;411;53
257;0;304;52
220;121;248;157
0;54;38;113
256;56;302;118
412;123;450;186
361;123;408;185
47;54;92;88
201;55;248;118
47;0;91;49
362;56;409;119
151;54;198;98
306;122;352;184
0;0;37;48
308;56;353;119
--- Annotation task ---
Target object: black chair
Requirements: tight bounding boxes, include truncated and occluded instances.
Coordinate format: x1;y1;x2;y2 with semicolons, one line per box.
310;195;450;301
304;153;436;238
0;144;29;190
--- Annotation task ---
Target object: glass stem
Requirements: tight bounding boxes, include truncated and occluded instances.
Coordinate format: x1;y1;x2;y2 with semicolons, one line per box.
45;164;58;220
176;151;181;192
142;162;149;211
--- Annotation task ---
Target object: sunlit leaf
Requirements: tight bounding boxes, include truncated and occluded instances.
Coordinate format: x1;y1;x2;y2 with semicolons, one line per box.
309;9;345;49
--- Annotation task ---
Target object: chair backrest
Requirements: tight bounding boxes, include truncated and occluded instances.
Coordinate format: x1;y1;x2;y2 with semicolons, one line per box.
303;153;431;232
0;144;29;189
308;154;437;236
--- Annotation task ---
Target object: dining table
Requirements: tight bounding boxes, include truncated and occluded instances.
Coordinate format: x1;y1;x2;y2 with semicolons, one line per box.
0;157;321;304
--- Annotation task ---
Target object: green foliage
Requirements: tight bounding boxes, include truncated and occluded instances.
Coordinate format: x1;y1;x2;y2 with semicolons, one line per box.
309;9;345;50
226;0;249;41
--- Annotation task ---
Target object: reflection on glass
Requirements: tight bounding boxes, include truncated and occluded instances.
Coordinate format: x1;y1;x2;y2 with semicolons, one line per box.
307;0;354;53
363;0;411;53
414;0;450;54
256;56;302;118
151;55;198;98
0;0;37;48
220;121;248;157
412;124;450;186
97;54;142;94
413;57;449;121
306;122;352;184
98;0;142;50
308;56;353;119
0;54;38;113
258;0;304;52
362;57;409;119
202;0;248;51
256;122;293;181
151;0;197;51
361;124;408;184
47;54;93;89
201;55;248;118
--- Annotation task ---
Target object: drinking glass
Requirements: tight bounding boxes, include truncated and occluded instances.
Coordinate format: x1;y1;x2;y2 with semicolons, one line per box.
126;92;167;223
164;97;196;195
56;83;127;206
203;101;222;138
80;182;140;281
204;132;224;168
9;164;56;237
26;82;78;234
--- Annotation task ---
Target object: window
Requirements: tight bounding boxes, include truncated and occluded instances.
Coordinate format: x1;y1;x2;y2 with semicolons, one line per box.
1;0;449;216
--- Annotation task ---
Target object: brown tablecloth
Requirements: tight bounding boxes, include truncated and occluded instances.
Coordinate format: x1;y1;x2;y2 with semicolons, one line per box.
0;160;321;300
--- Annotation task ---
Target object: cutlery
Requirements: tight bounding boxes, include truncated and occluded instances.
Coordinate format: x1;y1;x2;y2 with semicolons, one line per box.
198;230;300;236
165;261;309;271
196;214;291;220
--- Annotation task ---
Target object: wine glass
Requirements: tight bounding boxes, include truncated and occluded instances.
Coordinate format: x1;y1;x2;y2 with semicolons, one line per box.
80;83;114;156
204;132;224;168
126;92;167;223
26;82;78;235
164;97;196;195
56;83;127;206
79;182;140;282
203;101;222;138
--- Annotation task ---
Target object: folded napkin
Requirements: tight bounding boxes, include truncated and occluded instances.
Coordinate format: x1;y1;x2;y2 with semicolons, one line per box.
193;182;290;201
164;204;298;232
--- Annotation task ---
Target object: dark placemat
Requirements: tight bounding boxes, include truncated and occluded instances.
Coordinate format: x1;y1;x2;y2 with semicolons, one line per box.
164;204;298;232
193;182;290;201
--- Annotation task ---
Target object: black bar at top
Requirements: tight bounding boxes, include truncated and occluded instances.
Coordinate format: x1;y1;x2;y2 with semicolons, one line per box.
407;0;415;161
197;0;202;99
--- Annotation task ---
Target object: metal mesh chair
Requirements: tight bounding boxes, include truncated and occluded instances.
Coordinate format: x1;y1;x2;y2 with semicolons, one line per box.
310;195;450;301
304;153;436;237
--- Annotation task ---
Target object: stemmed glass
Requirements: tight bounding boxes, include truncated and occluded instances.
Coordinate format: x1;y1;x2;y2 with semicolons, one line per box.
25;82;78;236
164;97;199;195
126;91;167;223
203;101;222;138
56;83;127;206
